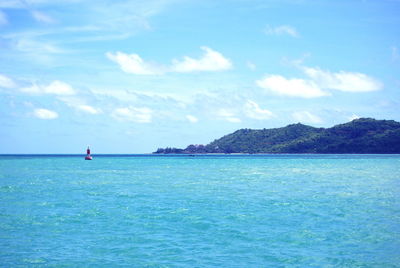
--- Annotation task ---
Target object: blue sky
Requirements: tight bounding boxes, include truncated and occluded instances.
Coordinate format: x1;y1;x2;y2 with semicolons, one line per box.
0;0;399;153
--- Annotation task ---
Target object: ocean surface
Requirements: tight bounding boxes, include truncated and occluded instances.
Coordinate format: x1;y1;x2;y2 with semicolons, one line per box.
0;154;399;267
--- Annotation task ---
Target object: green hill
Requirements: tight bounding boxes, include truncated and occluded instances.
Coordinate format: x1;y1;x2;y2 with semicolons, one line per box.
153;118;400;154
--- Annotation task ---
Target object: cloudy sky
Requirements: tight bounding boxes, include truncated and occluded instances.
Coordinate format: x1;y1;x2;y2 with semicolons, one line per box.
0;0;399;153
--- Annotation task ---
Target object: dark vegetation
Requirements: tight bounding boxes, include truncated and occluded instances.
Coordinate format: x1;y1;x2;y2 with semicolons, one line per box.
153;118;400;154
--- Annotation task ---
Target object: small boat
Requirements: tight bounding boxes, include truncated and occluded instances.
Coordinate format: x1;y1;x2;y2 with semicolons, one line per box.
85;146;93;160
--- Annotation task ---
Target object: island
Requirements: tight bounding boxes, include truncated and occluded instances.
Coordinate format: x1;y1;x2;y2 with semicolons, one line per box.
153;118;400;154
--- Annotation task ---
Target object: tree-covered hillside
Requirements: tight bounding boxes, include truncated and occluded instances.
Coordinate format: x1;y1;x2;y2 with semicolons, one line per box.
153;118;400;154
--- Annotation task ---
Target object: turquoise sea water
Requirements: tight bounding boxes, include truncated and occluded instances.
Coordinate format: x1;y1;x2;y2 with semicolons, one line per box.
0;155;399;267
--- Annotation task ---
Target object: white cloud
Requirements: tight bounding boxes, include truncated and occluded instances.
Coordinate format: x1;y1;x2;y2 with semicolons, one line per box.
33;108;58;119
112;107;152;123
256;65;382;98
20;84;41;94
265;25;299;37
303;67;383;92
0;10;8;25
4;35;65;65
225;117;241;123
171;46;232;72
21;80;76;95
76;105;100;114
217;109;241;123
244;100;273;120
0;0;180;46
348;114;360;121
106;51;164;75
15;39;63;54
31;10;55;23
217;109;235;118
292;111;322;124
90;88;139;102
256;75;329;98
107;47;232;75
44;80;75;95
186;115;198;123
0;74;16;88
58;97;101;114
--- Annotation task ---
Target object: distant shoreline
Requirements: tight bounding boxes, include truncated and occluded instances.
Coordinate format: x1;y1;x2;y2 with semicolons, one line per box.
154;118;400;154
1;153;400;156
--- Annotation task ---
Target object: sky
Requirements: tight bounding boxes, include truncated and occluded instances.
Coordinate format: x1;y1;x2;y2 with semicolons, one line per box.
0;0;399;153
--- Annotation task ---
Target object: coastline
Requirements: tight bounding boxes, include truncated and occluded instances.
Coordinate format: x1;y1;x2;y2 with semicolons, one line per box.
1;153;400;157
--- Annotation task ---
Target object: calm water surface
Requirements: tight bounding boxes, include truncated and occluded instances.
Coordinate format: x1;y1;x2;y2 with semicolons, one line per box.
0;155;399;267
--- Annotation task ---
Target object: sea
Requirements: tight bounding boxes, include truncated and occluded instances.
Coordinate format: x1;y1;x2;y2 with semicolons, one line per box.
0;154;399;267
